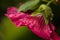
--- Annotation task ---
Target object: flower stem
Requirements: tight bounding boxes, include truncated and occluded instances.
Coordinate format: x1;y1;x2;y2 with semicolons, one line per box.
47;0;53;6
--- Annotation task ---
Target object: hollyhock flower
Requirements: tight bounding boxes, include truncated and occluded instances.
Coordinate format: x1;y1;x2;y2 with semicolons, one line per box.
5;7;60;40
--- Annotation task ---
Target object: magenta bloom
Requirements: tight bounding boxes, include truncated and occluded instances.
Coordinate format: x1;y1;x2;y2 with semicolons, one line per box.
5;7;60;40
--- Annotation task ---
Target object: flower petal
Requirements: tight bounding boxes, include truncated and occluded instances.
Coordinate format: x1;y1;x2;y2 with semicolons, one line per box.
5;7;55;40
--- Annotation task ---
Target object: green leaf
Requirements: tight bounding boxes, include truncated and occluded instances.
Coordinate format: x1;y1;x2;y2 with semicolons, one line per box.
18;0;40;12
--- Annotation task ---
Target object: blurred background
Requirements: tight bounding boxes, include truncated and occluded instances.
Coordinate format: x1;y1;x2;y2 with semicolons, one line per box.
0;0;60;40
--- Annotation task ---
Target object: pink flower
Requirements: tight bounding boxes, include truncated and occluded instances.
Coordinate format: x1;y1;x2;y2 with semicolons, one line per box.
5;7;60;40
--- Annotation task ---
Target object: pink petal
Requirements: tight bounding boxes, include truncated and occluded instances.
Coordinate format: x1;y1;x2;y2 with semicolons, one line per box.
50;31;60;40
5;7;57;40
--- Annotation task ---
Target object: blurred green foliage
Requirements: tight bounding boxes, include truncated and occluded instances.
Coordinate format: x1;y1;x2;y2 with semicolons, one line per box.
0;17;43;40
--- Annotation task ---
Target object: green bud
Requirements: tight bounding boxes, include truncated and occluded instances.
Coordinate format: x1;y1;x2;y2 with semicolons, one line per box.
32;4;53;24
39;4;54;24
